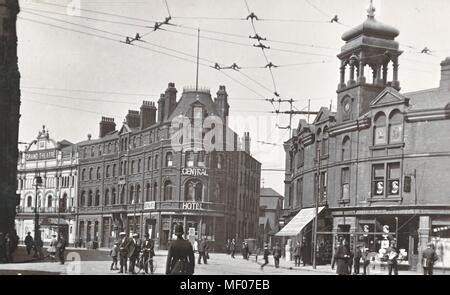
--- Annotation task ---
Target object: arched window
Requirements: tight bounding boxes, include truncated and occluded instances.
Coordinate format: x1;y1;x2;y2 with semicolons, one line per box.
136;184;141;203
217;154;223;169
322;126;329;156
98;145;102;156
154;155;159;170
95;190;100;206
121;138;124;151
138;159;142;173
106;165;111;178
131;160;135;174
185;180;203;202
90;146;94;157
166;152;173;167
124;138;128;150
88;190;93;207
342;136;351;161
89;168;93;180
146;183;151;202
389;110;403;144
81;169;86;181
27;196;32;207
113;164;117;177
164;181;173;201
213;184;221;203
153;182;158;201
198;151;205;167
80;191;86;207
120;187;125;204
316;128;322;159
112;188;117;205
96;167;101;179
185;151;194;167
147;156;152;171
108;143;112;153
129;185;134;204
60;193;67;212
374;112;387;145
104;189;110;206
124;161;127;175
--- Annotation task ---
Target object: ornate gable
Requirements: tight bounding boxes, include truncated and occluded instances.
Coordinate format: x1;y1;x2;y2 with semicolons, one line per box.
370;87;409;108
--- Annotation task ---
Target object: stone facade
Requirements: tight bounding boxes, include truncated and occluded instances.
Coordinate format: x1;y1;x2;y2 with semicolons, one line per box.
283;7;450;269
15;127;78;245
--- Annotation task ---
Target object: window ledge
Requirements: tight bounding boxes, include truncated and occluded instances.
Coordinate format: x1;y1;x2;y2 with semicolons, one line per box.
367;196;402;202
369;143;404;151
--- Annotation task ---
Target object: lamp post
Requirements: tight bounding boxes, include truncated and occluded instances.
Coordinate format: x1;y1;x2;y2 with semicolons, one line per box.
33;175;43;258
312;149;321;269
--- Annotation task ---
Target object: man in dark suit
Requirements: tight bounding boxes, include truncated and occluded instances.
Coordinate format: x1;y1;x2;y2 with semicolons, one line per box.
198;238;208;264
165;224;195;275
118;232;132;273
141;233;155;274
385;240;399;275
422;242;439;275
24;232;33;255
56;236;67;265
128;233;140;274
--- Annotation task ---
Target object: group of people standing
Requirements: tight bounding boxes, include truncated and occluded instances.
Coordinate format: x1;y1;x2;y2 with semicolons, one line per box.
0;232;16;263
23;232;66;264
111;232;155;274
333;238;440;275
225;239;237;258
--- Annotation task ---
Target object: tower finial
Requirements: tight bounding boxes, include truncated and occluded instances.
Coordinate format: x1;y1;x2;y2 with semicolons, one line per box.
367;0;375;17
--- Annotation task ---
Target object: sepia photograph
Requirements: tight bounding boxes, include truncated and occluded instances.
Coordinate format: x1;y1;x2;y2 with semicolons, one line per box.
1;0;450;286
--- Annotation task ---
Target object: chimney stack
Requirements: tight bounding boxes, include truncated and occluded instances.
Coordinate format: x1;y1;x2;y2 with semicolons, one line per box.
164;82;178;120
126;110;141;128
158;94;165;123
243;132;251;154
440;57;450;90
99;117;116;138
215;85;229;120
140;101;157;129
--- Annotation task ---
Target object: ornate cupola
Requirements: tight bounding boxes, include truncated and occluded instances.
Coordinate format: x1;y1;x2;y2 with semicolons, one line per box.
336;1;403;122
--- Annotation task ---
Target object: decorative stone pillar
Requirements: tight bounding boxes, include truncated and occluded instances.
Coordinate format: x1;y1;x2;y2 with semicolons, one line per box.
348;65;356;85
417;216;430;270
392;58;400;88
375;64;384;85
358;60;366;83
382;63;388;84
338;61;347;89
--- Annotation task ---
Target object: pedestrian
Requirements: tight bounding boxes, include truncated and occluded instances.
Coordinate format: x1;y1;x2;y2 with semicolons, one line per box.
361;248;371;275
110;242;119;271
225;239;230;255
56;235;67;265
385;240;399;275
230;238;236;258
5;234;12;263
244;241;250;260
422;242;438;275
260;244;270;270
293;241;301;267
48;234;58;262
353;245;362;275
198;237;208;264
34;232;44;259
128;233;140;274
272;242;282;268
118;232;131;274
24;232;33;255
193;239;198;254
348;248;354;274
165;224;195;275
141;233;155;274
333;237;351;275
242;241;247;260
300;240;308;266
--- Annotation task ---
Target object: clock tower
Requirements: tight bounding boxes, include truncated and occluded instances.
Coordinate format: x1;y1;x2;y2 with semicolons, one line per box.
336;1;402;123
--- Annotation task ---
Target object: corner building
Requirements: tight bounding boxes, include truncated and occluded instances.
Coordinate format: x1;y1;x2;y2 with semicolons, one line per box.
76;84;260;251
279;6;450;270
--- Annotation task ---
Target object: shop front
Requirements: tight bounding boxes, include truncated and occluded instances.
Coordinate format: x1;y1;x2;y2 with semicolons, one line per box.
431;216;450;269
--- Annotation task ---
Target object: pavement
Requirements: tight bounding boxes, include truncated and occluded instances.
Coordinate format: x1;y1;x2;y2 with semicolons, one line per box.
1;246;447;275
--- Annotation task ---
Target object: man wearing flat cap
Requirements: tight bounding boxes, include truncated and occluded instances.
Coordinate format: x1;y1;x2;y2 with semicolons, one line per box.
129;233;141;274
422;242;438;275
165;224;195;275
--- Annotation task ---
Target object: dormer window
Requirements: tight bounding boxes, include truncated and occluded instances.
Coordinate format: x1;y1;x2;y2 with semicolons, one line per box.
193;106;203;120
388;110;403;144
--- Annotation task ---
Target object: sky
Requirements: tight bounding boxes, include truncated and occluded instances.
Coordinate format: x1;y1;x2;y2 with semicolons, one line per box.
16;0;450;196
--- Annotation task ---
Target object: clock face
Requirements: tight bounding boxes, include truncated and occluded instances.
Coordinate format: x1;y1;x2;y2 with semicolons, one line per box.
344;102;351;112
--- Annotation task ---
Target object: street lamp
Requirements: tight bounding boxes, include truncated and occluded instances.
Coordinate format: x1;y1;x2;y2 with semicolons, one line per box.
33;175;43;258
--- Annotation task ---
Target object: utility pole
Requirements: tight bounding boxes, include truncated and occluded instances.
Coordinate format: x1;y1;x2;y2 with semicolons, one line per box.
33;174;43;258
196;28;200;91
312;149;320;269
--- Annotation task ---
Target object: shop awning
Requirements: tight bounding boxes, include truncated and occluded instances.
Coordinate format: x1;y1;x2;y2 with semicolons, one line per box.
40;218;69;226
275;207;325;237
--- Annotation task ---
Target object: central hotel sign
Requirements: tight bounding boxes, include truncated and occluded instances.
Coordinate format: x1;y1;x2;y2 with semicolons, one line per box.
181;168;208;176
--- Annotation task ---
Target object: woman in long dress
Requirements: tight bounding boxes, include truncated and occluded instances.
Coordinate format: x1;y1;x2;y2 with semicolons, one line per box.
48;234;58;262
334;238;351;275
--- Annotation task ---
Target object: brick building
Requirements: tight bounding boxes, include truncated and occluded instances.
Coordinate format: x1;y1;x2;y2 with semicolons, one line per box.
258;188;283;248
15;126;78;245
278;4;450;270
75;83;260;251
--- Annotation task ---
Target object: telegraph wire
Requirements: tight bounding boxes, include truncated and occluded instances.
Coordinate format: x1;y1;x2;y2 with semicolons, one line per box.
21;86;157;97
22;90;140;105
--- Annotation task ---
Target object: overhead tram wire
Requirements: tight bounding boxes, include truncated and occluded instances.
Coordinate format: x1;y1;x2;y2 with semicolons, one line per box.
20;16;271;103
21;86;157;97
